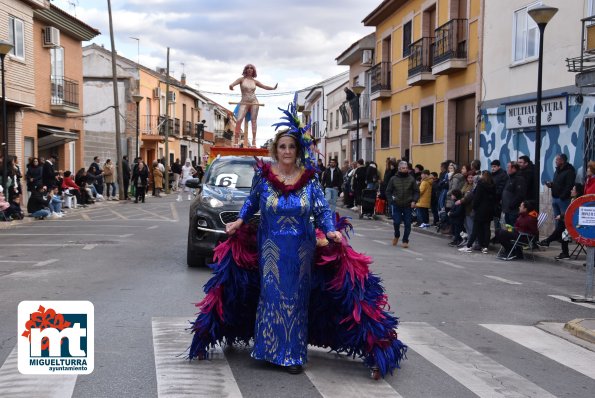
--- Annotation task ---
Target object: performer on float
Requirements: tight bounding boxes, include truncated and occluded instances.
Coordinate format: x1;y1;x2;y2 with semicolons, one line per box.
188;100;406;379
229;64;277;147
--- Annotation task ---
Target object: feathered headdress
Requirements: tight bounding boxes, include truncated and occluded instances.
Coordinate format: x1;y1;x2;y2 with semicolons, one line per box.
271;94;317;170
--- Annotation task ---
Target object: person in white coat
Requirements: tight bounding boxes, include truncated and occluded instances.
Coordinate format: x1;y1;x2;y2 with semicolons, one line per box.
177;159;196;201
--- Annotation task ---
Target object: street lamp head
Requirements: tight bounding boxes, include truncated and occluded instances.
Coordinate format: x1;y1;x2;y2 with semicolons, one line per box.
528;5;558;25
0;39;14;56
352;84;365;96
132;94;144;104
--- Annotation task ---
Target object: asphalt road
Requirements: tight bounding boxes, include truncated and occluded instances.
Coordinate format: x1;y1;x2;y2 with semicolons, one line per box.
0;195;594;397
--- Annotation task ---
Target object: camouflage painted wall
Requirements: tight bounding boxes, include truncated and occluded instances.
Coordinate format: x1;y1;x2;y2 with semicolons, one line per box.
480;94;594;193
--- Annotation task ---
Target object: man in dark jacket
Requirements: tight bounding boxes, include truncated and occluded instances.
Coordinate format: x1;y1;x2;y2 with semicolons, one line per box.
546;153;576;219
122;155;131;200
42;154;57;189
321;158;343;213
386;161;420;248
90;156;104;195
517;155;535;202
351;159;367;210
501;162;526;225
490;159;508;231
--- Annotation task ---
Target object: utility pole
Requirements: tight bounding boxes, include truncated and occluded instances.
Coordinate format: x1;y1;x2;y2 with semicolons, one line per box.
164;48;170;193
107;0;124;199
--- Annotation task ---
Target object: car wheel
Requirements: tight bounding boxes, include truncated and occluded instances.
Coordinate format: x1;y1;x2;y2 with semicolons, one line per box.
187;227;206;267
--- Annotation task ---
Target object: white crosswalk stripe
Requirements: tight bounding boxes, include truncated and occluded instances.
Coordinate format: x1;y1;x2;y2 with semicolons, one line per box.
0;347;77;398
152;317;242;398
305;346;402;397
398;322;556;397
481;324;595;380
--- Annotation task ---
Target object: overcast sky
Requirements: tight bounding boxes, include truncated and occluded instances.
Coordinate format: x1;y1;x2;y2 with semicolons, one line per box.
53;0;377;144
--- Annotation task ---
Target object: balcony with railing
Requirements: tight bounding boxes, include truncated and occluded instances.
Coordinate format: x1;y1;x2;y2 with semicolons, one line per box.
50;77;79;113
183;121;192;136
369;61;391;100
339;93;370;130
566;15;595;87
407;37;435;86
432;19;468;75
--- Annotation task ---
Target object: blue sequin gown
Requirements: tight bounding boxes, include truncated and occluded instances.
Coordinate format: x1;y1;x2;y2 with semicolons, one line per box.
238;169;335;366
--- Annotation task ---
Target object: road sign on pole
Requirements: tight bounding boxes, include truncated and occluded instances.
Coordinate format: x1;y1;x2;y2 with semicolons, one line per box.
565;194;595;303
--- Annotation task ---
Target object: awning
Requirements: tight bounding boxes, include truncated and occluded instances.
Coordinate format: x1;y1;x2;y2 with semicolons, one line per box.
38;127;79;151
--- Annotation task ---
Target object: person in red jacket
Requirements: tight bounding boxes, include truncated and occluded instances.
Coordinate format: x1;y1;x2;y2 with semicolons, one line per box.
61;170;83;207
585;161;595;195
495;200;539;260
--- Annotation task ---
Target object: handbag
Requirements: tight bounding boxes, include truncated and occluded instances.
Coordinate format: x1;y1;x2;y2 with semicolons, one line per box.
374;198;386;214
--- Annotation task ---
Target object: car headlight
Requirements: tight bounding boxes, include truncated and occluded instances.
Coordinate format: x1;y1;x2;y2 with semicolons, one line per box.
201;195;224;208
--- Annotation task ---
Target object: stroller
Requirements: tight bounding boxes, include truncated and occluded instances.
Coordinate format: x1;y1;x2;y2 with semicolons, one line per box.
359;188;378;220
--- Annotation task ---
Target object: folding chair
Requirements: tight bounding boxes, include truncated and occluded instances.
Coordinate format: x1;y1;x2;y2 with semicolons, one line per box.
498;212;548;261
570;242;586;260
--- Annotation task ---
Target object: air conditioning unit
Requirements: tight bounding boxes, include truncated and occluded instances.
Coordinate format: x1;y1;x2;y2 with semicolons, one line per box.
153;87;161;99
361;49;373;65
43;26;60;48
167;91;176;103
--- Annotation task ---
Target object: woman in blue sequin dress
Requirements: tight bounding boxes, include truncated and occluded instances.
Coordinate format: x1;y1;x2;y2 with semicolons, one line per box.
225;131;342;373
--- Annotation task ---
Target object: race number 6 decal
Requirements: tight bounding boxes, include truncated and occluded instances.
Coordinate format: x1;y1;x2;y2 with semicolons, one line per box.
215;174;238;188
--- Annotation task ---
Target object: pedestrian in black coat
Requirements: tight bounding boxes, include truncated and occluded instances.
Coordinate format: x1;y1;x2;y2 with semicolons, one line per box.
42;155;57;189
461;171;496;253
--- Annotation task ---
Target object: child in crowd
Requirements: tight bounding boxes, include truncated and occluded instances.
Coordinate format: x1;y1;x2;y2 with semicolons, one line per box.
48;186;64;217
447;189;465;247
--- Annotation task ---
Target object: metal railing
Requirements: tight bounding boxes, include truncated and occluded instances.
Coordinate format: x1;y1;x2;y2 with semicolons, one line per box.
339;93;370;125
370;61;391;93
183;121;192;135
566;15;595;73
433;19;468;64
50;77;79;108
408;37;434;77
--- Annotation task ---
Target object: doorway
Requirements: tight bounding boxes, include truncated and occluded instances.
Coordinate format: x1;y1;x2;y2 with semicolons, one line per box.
455;96;475;166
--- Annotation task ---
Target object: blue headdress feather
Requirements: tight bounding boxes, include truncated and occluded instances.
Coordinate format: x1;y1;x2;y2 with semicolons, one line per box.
271;95;317;171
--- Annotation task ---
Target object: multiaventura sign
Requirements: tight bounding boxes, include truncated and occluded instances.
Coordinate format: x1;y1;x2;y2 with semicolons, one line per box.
505;96;567;129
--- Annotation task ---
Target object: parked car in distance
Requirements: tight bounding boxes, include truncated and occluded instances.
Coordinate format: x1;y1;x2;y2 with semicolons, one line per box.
186;155;266;267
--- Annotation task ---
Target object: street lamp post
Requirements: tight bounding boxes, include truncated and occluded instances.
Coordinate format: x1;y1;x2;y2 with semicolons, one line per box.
0;39;14;195
528;4;558;212
352;84;365;161
132;94;143;160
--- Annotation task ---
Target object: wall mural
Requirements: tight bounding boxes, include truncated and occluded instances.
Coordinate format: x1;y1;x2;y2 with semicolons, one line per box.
480;95;595;191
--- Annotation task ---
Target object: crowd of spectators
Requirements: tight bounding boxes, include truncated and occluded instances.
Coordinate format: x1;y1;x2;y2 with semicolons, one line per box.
337;153;590;261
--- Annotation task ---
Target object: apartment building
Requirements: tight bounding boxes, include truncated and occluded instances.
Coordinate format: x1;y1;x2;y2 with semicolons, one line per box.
363;0;482;173
1;0;97;178
336;33;376;163
480;0;591;205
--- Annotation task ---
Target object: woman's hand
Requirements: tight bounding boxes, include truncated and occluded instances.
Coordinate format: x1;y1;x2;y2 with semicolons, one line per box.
326;231;342;243
225;219;244;235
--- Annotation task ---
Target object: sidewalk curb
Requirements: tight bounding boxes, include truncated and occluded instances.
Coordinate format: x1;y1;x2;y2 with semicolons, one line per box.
340;206;586;271
564;319;595;344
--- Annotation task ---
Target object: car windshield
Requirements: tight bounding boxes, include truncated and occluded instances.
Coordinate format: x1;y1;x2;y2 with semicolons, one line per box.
206;160;255;189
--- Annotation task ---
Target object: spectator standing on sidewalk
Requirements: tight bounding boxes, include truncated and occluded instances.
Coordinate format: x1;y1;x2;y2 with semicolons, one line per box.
25;157;43;199
490;160;508;233
42;154;57;189
132;160;149;203
430;171;440;225
545;153;576;220
386;161;419;248
517;155;536;202
122;155;131;200
501;162;526;225
90;156;104;196
416;170;432;227
457;171;476;246
172;158;182;192
321;158;343;214
351;159;367;211
447;189;465;246
585;161;595;195
103;159;117;200
365;161;379;190
152;161;164;198
459;171;496;254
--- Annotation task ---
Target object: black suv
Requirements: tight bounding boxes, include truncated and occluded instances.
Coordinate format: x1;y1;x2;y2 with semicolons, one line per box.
186;156;265;267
